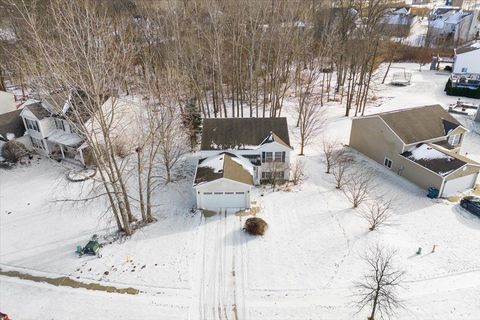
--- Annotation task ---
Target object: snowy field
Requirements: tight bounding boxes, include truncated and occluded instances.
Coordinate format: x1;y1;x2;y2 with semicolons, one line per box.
1;63;480;319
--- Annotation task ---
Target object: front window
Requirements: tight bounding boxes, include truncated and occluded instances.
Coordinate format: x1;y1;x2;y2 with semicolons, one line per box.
25;118;40;132
55;118;65;131
461;67;468;73
448;134;462;146
262;152;273;163
30;136;44;150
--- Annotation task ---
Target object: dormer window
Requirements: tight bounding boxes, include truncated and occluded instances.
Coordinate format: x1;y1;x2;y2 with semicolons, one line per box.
448;133;462;146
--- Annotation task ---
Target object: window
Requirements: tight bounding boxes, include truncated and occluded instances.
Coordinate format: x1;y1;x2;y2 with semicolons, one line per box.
261;172;273;179
262;152;273;163
225;192;234;195
30;137;44;150
384;157;392;169
203;192;213;195
25;118;40;132
55;118;65;131
235;192;245;194
461;67;468;73
274;152;286;162
214;192;223;195
448;134;462;146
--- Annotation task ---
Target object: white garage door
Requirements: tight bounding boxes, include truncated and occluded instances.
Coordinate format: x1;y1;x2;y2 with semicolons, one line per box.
201;191;248;209
442;173;478;197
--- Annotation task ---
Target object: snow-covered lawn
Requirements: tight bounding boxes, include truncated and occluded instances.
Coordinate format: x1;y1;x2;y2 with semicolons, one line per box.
1;63;480;319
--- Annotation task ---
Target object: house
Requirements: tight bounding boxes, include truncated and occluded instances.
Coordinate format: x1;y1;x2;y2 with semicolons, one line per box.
194;117;293;210
380;7;418;37
428;7;473;45
19;92;86;164
349;105;480;197
0;91;16;115
452;41;480;73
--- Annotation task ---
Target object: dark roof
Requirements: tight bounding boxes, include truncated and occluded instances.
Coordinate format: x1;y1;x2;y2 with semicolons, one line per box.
26;102;51;120
376;105;463;144
194;152;254;186
401;143;471;176
455;41;480;55
0;109;25;141
201;117;291;150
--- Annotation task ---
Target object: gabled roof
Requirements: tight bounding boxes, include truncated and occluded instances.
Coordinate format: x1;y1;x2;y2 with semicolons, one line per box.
372;105;463;144
201;117;291;150
455;41;480;55
23;102;52;120
401;143;478;177
193;152;254;187
0;109;25;141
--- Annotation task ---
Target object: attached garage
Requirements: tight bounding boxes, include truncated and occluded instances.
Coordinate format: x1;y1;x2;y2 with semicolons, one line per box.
193;152;254;211
199;190;249;209
442;173;478;196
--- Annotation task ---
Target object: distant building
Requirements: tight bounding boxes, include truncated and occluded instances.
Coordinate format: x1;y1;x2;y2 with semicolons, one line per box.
428;6;473;45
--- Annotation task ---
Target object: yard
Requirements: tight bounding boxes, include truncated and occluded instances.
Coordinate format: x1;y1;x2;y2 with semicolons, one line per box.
1;63;480;319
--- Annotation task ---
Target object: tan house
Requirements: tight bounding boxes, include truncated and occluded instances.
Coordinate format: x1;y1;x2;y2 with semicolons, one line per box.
349;105;480;197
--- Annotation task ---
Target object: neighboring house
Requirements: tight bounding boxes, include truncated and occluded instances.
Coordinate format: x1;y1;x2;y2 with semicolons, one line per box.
0;109;31;154
380;7;418;37
349;105;480;197
194;117;293;210
450;41;480;90
428;7;473;45
0;91;16;115
452;40;480;73
19;93;86;164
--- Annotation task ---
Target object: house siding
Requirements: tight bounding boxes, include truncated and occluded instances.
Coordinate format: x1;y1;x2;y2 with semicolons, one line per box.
349;117;404;172
396;156;444;190
453;49;480;73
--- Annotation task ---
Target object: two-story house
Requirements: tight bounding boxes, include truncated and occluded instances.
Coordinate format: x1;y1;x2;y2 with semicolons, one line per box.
349;105;479;197
193;117;293;210
19;94;85;164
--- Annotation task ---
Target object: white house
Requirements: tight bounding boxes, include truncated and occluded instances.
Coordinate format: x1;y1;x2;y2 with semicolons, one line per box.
19;93;85;164
452;40;480;73
428;7;473;44
0;91;17;115
194;117;293;210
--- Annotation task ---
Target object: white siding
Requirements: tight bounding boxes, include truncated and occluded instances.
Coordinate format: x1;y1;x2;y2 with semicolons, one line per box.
0;91;16;115
453;49;480;74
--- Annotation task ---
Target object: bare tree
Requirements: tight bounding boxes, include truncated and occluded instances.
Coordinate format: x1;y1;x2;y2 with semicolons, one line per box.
360;196;394;231
322;140;345;174
263;161;288;191
297;94;325;155
343;167;374;208
290;158;305;186
331;150;353;189
355;245;405;320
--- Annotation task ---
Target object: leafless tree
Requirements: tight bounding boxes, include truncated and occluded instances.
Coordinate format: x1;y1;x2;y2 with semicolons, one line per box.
331;150;353;189
263;161;288;191
355;245;405;320
290;158;305;186
297;94;325;155
322;140;347;174
343;167;374;208
360;196;394;231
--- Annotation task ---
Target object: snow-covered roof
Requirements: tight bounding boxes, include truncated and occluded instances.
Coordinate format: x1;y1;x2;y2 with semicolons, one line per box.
444;11;471;24
193;152;254;187
46;129;83;147
401;143;475;177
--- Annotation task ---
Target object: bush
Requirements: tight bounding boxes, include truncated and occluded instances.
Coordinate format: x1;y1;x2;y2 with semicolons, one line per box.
243;217;268;236
445;79;480;99
1;141;28;163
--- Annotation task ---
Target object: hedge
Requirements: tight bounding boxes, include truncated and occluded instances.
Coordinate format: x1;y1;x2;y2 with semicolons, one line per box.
444;79;480;99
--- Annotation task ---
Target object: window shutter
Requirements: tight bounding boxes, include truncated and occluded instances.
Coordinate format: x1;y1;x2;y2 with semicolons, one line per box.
262;152;266;162
282;152;285;162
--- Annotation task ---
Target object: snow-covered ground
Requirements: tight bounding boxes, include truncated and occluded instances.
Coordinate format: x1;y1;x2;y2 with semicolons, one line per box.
1;63;480;319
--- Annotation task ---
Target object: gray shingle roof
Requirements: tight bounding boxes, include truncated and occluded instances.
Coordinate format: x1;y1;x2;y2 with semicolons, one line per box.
455;41;480;55
376;105;463;144
0;109;25;141
201;117;291;150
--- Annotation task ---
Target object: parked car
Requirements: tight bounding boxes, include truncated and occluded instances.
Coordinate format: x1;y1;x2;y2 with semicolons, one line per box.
0;312;10;320
460;196;480;217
